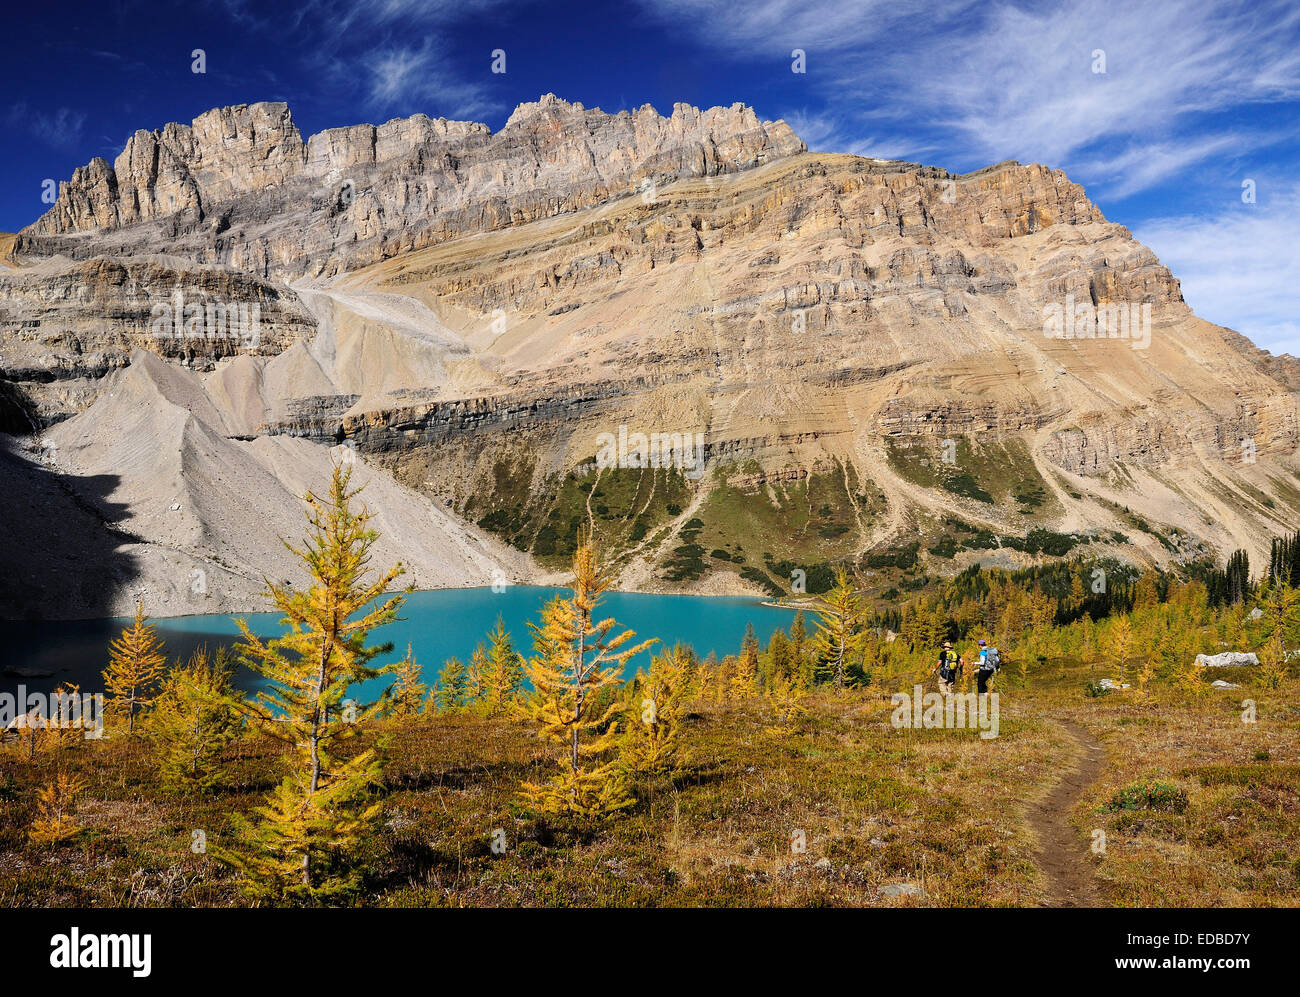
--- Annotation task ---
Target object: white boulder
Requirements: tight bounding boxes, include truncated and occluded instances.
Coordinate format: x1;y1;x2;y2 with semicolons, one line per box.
1195;652;1258;668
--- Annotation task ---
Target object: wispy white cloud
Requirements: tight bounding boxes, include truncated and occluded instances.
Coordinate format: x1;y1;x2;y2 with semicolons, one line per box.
217;0;513;119
875;0;1299;176
361;38;499;118
777;107;935;161
641;0;949;54
6;103;86;149
367;45;434;106
1075;135;1248;200
1136;183;1300;355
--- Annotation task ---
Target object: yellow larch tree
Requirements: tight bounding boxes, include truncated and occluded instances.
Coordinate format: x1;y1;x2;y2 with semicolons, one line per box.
147;646;242;793
812;569;864;690
518;531;654;818
465;642;489;707
390;643;428;717
729;623;760;698
767;672;808;734
433;656;468;713
481;616;524;712
29;770;87;846
619;644;690;778
1252;579;1299;690
103;602;166;733
218;464;406;902
1106;616;1133;688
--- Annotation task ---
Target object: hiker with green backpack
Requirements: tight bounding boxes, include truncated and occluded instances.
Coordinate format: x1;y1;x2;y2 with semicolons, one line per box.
973;638;1001;695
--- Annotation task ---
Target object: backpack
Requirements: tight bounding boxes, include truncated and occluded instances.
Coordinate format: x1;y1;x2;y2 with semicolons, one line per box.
938;649;956;680
983;647;1001;672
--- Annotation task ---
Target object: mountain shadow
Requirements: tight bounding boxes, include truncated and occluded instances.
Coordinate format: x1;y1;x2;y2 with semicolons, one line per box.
0;434;141;623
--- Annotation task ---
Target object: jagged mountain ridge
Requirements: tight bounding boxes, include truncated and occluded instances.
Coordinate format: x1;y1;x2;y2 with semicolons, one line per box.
18;96;803;280
2;95;1298;618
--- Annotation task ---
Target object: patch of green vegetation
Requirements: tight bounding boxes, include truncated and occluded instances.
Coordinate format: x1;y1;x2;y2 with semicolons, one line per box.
958;530;1001;551
1124;508;1159;538
1266;474;1300;516
929;535;958;559
1234;480;1279;512
886;435;1056;516
676;461;880;582
1107;779;1189;814
1192;765;1299;789
943;474;993;504
465;456;538;547
739;566;784;598
1014;484;1047;510
1095;498;1187;552
764;556;838;595
1012;529;1082;557
950;528;1085;558
477;507;522;534
661;517;707;581
472;461;691;567
864;543;920;571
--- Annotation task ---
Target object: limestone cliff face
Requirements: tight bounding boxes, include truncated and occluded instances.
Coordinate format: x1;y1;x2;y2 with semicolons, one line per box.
0;257;315;423
2;95;1298;615
19;96;805;281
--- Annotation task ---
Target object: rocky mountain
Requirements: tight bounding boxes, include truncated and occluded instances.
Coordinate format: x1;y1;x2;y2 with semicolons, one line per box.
3;95;1297;619
19;96;801;280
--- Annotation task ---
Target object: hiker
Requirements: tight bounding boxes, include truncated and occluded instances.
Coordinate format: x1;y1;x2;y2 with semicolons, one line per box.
973;638;1001;695
934;641;962;694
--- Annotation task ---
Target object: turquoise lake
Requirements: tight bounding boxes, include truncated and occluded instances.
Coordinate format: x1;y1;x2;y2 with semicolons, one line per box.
9;587;797;699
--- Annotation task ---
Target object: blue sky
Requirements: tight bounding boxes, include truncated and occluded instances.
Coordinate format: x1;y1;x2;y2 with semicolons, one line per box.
4;0;1298;353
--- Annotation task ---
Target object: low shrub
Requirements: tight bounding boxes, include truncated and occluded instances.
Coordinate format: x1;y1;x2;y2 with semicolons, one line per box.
1107;779;1188;814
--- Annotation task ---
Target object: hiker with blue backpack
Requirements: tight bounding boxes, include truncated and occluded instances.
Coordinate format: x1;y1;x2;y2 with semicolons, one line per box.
973;639;1001;695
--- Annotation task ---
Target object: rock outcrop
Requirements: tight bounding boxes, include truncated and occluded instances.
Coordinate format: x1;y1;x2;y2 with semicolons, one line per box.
0;256;316;423
18;96;804;281
1195;652;1259;668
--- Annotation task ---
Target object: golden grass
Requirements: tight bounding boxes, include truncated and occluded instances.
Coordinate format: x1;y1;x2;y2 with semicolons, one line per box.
0;661;1294;907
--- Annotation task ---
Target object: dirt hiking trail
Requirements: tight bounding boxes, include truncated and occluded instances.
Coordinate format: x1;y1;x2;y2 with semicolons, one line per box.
1029;720;1105;907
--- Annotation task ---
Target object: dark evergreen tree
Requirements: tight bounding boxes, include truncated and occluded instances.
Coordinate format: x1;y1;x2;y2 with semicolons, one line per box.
1268;530;1300;587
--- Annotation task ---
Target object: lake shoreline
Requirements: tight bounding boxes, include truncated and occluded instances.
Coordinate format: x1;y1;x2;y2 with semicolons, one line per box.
1;571;782;624
9;587;800;695
3;580;782;626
